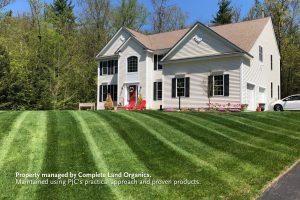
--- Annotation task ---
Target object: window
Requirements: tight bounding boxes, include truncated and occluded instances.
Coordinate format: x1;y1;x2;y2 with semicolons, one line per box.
259;46;263;62
154;54;164;70
99;84;118;102
278;85;280;99
284;95;300;101
100;59;118;76
153;82;162;100
271;55;273;70
102;61;108;75
271;82;274;98
213;75;224;96
177;78;185;97
172;77;190;98
127;56;138;72
208;74;229;97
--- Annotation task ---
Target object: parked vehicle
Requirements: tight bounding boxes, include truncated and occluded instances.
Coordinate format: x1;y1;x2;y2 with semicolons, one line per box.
271;94;300;111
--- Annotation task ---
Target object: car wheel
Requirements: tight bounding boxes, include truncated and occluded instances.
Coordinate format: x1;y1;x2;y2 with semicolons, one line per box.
274;104;283;111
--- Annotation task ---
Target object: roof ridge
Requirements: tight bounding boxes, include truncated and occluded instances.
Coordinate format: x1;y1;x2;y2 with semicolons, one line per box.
209;17;271;28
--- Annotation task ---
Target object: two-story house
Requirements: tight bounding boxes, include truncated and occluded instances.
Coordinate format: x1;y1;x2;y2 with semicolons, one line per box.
96;17;280;111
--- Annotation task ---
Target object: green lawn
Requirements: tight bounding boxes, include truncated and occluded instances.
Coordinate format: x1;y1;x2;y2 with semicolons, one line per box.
0;111;299;199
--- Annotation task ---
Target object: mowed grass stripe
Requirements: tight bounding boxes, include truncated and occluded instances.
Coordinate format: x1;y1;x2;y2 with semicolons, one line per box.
80;111;169;199
0;112;21;142
233;112;300;134
0;112;29;170
127;111;266;178
98;111;235;199
193;112;300;151
16;112;47;200
180;112;293;155
0;112;46;200
71;111;123;200
142;111;290;173
37;111;112;200
120;111;258;195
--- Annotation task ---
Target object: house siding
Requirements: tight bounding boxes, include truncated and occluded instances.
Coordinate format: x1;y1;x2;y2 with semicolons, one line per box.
167;27;235;61
242;19;281;110
163;57;241;109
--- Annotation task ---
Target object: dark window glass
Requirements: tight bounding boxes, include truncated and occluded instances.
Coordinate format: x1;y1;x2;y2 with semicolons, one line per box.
157;82;162;100
158;55;164;70
114;60;118;74
271;82;273;98
128;56;138;72
259;46;263;62
102;61;108;75
214;75;224;96
271;55;273;70
278;85;280;99
177;78;185;97
103;85;108;101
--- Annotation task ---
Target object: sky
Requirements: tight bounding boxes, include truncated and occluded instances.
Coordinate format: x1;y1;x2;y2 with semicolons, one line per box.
4;0;255;25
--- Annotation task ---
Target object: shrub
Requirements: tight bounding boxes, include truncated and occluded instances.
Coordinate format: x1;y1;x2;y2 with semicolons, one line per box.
104;94;114;110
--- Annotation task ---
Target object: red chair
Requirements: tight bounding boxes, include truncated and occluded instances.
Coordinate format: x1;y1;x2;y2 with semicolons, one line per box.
124;100;136;110
135;100;146;110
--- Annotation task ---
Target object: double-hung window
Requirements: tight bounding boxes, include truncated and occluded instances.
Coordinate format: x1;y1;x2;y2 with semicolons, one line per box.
176;78;185;97
153;82;162;101
213;75;224;96
208;74;229;97
99;59;118;76
99;84;118;102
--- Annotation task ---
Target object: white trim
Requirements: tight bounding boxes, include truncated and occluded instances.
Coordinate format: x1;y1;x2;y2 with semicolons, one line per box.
96;27;124;59
115;37;132;53
161;23;199;62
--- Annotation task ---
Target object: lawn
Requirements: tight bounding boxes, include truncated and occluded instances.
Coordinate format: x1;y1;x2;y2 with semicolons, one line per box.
0;111;299;199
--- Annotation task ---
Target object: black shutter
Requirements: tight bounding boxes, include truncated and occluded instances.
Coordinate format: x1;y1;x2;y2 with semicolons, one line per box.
100;62;103;76
224;74;229;96
154;82;157;100
154;55;157;70
114;85;118;101
172;78;176;98
99;85;103;102
185;77;190;97
208;75;213;97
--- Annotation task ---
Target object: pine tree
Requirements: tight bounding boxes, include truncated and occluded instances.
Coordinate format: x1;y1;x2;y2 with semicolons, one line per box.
212;0;233;25
48;0;75;33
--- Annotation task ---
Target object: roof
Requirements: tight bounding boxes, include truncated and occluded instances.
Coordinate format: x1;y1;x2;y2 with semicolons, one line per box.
125;17;271;53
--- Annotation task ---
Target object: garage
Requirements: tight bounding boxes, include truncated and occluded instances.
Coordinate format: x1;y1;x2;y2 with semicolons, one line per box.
247;83;255;111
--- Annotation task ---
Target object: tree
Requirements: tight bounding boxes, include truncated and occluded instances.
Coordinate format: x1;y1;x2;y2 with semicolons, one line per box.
212;0;233;25
151;0;187;33
113;0;148;31
0;0;12;10
232;6;241;22
47;0;75;33
245;0;265;20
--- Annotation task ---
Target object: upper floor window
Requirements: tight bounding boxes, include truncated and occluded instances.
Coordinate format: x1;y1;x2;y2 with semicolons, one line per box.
154;54;164;70
271;55;273;70
127;56;138;72
259;46;263;62
100;59;118;76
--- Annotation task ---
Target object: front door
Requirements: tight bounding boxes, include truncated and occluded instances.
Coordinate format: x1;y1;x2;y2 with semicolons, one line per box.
128;85;137;103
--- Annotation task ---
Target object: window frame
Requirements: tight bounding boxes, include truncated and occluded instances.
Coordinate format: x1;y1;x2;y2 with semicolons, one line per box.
100;59;118;76
271;55;273;71
127;56;138;73
271;82;273;98
100;84;118;102
213;75;224;96
154;54;164;71
154;81;163;101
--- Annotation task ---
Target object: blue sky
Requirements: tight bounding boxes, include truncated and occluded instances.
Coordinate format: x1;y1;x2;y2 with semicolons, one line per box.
5;0;255;25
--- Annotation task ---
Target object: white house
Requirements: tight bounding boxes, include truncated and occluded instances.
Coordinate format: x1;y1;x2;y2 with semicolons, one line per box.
96;17;280;111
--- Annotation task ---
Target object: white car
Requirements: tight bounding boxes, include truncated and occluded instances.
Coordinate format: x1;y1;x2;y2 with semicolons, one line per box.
271;94;300;111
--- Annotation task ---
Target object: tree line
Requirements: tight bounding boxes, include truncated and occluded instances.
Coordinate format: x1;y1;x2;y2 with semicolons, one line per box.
0;0;299;110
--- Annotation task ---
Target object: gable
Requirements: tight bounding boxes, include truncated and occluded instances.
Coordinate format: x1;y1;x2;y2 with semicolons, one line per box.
165;25;239;61
98;29;131;57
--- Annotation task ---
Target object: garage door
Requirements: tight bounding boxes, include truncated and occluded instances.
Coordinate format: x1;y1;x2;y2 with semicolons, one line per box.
247;83;255;111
